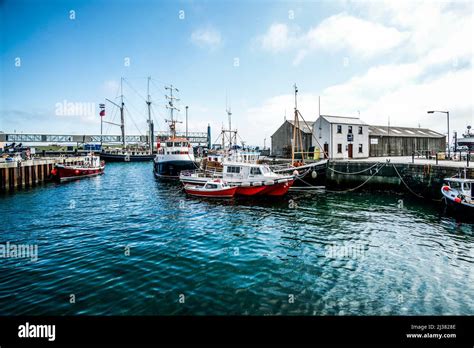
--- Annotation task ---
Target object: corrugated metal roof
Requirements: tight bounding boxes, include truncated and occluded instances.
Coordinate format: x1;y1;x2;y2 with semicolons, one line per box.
320;115;368;125
287;120;314;134
369;125;445;138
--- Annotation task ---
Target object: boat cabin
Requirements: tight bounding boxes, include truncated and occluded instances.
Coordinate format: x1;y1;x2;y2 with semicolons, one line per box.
157;138;192;156
84;154;101;168
222;162;274;181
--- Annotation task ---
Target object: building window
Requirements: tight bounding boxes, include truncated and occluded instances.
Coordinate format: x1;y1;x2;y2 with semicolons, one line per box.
348;126;353;134
358;126;363;134
358;144;363;153
337;144;342;153
337;125;342;134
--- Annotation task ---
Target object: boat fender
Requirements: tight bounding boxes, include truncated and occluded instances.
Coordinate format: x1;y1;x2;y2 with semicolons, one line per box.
253;182;262;187
241;182;251;187
311;170;317;179
442;186;450;191
454;197;462;203
293;170;299;176
264;180;275;186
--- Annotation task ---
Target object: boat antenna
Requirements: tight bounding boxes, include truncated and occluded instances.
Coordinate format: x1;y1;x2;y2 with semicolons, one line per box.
165;84;181;139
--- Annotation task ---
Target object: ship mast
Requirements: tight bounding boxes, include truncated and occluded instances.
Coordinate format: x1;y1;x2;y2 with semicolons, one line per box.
165;85;181;139
291;84;305;164
146;77;154;153
120;77;125;148
221;97;237;151
104;77;126;148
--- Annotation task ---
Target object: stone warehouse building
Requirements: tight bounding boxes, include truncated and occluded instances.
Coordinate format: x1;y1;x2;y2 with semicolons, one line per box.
271;115;446;159
368;125;445;157
271;120;314;158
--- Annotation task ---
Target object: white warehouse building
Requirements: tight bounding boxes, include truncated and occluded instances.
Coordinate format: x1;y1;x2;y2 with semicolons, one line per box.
312;115;369;159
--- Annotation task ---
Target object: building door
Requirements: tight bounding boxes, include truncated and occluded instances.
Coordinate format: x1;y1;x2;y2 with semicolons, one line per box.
348;144;353;158
323;144;329;159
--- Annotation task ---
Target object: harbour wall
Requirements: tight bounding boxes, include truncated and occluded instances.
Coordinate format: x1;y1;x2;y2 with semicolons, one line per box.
327;160;474;199
0;157;85;192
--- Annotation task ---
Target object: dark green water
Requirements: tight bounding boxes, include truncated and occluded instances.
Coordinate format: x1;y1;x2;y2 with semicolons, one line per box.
1;162;473;315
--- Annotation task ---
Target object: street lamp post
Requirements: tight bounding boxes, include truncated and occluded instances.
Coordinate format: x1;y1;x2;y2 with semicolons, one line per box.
428;110;450;159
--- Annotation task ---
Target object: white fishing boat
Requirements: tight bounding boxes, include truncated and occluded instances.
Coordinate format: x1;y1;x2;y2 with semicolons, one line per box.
153;85;197;178
441;176;474;213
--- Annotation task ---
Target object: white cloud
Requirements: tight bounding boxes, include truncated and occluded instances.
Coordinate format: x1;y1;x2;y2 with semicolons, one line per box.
257;14;408;64
191;27;222;49
305;13;408;58
258;23;295;52
243;1;473;146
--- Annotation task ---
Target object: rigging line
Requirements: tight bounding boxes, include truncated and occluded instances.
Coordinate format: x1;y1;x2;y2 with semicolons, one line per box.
297;110;329;159
124;105;144;136
328;162;381;175
123;78;147;102
123;95;148;121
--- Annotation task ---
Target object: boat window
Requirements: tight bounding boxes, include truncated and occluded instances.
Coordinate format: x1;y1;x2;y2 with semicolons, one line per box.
205;184;218;189
166;142;173;147
174;142;182;147
250;167;262;175
227;166;240;173
464;182;471;191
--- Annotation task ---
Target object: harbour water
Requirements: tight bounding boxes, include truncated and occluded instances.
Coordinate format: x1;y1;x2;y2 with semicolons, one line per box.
1;162;473;315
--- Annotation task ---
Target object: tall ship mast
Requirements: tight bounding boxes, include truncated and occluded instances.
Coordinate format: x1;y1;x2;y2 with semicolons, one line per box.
153;85;197;178
100;77;155;162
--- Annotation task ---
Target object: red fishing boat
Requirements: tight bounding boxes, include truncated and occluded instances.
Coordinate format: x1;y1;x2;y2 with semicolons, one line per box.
184;179;237;198
51;154;105;182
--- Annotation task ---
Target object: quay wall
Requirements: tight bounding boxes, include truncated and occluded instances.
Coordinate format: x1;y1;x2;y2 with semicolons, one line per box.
0;157;85;192
327;160;474;199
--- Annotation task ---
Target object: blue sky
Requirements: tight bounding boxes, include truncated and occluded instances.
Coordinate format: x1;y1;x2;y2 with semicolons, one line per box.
1;0;473;146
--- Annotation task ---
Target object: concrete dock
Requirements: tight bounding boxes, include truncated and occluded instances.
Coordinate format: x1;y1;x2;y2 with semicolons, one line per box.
0;156;85;192
327;158;473;200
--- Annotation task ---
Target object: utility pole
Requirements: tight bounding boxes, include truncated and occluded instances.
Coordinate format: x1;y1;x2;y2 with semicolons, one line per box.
120;77;125;148
428;110;450;159
185;106;189;139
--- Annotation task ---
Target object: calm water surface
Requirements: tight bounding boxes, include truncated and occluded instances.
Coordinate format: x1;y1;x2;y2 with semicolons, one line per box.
1;162;473;315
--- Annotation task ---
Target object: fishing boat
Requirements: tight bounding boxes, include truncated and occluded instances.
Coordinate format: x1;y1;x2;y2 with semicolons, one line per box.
100;77;155;162
153;85;197;178
51;153;105;182
441;176;474;213
180;159;294;196
184;179;237;198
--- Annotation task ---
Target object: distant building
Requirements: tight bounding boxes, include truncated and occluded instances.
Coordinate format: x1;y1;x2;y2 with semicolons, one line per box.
313;115;369;159
271;120;314;158
368;125;445;157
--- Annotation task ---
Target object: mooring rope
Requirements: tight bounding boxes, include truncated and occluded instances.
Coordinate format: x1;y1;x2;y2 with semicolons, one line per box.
327;161;381;175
